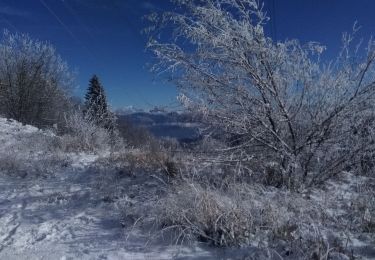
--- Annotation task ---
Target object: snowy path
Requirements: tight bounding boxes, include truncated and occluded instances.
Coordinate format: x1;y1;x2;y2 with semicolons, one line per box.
0;166;125;259
0;118;216;259
0;160;218;260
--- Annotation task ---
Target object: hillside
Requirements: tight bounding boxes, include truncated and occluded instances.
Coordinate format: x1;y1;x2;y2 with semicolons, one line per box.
0;118;212;259
0;117;374;259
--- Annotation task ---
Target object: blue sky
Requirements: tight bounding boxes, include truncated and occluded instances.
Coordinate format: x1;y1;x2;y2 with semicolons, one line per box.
0;0;374;110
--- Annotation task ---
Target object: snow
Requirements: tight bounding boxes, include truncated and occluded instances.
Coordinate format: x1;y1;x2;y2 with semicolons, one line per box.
0;118;214;259
0;170;205;259
0;117;374;259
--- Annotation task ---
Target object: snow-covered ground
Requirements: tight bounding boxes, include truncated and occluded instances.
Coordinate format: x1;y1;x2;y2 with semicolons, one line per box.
0;163;222;260
0;117;374;259
0;118;215;259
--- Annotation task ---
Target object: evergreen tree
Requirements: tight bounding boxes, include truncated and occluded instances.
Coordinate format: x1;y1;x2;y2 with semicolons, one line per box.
84;75;115;132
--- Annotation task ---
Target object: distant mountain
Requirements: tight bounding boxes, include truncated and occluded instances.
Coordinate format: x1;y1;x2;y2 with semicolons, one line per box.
116;111;201;142
115;106;145;115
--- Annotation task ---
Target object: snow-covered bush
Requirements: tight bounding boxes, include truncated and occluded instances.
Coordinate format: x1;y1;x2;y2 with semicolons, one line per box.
0;120;71;177
147;0;375;188
0;30;74;128
155;183;253;247
144;180;357;258
59;110;113;152
0;152;70;178
347;179;375;233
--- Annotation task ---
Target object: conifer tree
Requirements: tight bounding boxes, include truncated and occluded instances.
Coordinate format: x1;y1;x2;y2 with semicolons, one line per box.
84;75;115;132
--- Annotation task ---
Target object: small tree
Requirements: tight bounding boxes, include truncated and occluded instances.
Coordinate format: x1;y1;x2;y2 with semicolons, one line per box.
84;75;116;133
0;30;73;128
146;0;375;189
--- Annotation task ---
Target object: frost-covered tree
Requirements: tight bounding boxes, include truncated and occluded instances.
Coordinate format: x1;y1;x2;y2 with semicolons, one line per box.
146;0;375;188
0;30;73;127
84;75;116;133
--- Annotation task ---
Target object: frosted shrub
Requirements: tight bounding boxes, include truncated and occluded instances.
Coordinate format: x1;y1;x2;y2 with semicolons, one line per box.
60;110;112;152
154;183;254;247
147;180;358;258
0;127;71;177
147;0;375;188
0;30;74;128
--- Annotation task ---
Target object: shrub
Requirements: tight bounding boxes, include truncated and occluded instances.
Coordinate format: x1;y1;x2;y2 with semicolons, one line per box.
147;0;375;188
146;179;360;258
155;184;253;247
59;110;113;152
0;30;74;128
0;128;71;177
348;180;375;233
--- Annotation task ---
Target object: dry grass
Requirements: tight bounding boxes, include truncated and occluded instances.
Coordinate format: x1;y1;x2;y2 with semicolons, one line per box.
96;144;181;179
0;140;71;178
155;183;253;247
128;169;374;259
0;124;72;177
